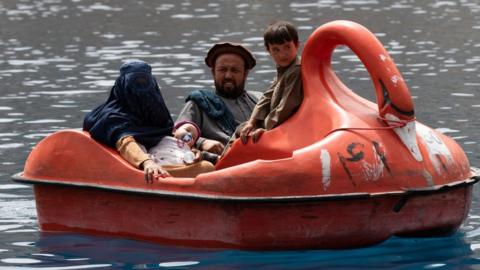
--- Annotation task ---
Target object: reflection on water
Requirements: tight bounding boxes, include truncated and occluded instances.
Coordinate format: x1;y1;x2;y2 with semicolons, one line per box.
0;231;476;270
1;0;480;269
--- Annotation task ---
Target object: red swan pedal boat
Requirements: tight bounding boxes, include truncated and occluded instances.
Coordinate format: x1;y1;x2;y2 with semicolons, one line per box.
13;20;479;249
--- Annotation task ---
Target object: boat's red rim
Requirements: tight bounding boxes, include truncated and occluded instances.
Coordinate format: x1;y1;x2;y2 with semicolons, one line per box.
11;171;479;203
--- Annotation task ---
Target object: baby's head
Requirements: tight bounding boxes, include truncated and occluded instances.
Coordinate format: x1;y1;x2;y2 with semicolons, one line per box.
173;121;201;148
263;21;299;67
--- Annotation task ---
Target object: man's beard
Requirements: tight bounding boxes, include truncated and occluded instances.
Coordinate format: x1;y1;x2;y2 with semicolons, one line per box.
214;79;246;99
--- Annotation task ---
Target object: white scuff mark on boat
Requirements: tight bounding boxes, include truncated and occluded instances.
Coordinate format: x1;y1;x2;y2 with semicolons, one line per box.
391;75;399;85
320;149;331;191
379;54;387;62
385;113;423;162
417;123;453;175
423;170;434;186
361;144;384;182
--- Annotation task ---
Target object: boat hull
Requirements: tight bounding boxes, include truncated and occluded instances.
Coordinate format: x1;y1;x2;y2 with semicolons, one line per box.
31;179;473;249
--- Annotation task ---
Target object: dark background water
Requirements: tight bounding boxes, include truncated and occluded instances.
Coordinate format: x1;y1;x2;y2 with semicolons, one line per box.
0;0;479;269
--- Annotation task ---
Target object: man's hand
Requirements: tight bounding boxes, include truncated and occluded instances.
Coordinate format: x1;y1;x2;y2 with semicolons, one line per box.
142;159;170;183
200;139;224;155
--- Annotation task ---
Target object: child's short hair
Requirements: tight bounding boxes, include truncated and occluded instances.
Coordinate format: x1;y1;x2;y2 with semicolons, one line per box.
263;21;299;50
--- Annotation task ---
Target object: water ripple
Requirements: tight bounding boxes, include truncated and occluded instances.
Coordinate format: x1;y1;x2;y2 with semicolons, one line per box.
31;90;106;96
0;143;24;149
436;127;460;133
0;224;23;231
0;119;22;123
1;258;41;264
79;3;122;12
24;119;66;124
158;261;199;267
8;58;74;66
451;93;475;97
0;184;27;190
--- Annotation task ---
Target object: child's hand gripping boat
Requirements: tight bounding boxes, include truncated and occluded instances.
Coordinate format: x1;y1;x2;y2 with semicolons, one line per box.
13;20;479;249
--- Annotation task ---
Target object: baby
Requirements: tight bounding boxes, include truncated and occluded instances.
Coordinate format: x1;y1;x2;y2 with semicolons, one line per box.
148;121;202;165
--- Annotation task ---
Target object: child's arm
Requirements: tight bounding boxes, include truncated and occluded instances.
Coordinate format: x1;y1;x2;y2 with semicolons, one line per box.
264;70;303;129
239;118;259;144
239;83;276;144
249;86;274;126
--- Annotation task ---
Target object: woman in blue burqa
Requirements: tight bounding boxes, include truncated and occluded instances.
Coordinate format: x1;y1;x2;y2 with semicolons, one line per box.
83;60;214;182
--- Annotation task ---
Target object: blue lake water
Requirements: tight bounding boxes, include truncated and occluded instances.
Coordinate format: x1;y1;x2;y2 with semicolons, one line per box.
1;0;479;269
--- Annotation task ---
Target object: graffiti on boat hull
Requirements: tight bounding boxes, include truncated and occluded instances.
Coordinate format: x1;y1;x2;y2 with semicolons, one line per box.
337;141;391;185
